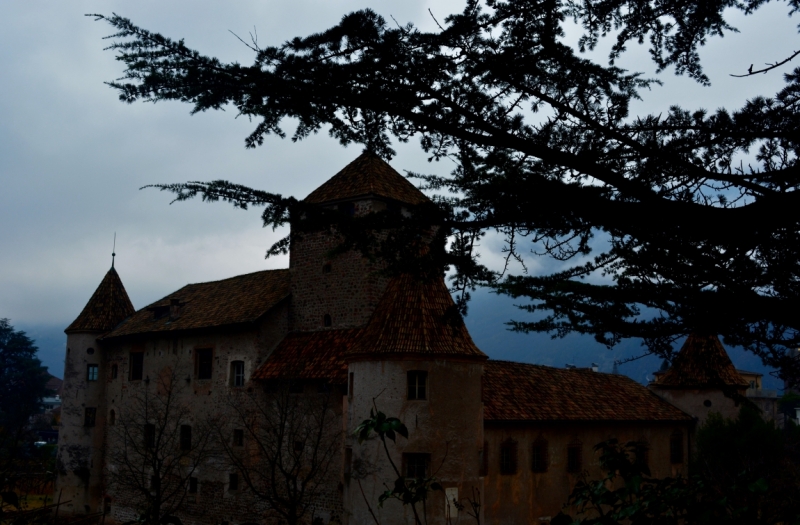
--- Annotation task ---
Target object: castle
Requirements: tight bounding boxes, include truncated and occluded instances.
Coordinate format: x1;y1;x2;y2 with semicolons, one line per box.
57;152;757;525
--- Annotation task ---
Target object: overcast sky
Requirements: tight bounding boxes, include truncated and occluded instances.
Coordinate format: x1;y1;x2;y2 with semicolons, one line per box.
1;1;796;383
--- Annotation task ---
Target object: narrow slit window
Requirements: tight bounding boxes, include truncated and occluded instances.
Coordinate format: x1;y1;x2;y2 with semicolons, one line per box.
407;371;428;400
323;314;332;327
228;473;239;491
144;423;156;448
111;364;118;379
188;477;198;494
670;431;684;464
180;425;192;451
130;352;144;381
231;361;245;387
87;364;99;382
233;429;244;447
109;410;116;426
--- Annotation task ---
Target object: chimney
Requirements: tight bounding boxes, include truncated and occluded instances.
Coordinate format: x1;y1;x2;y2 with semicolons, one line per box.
591;363;599;372
169;299;181;321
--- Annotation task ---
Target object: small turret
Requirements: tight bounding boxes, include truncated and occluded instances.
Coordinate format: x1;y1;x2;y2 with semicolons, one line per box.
57;264;134;515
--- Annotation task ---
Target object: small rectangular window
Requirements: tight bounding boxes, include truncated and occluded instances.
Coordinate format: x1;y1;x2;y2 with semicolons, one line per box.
233;429;244;447
130;352;144;381
231;361;245;387
196;349;213;380
180;425;192;451
228;473;239;491
87;364;99;382
344;447;353;479
567;444;582;473
670;431;684;464
84;407;97;427
407;371;428;400
111;364;118;380
144;423;156;448
499;439;518;475
404;453;430;479
188;477;198;494
531;440;549;473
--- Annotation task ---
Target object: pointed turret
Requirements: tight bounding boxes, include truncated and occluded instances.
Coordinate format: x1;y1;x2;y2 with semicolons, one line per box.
304;150;430;205
65;267;134;334
656;334;748;389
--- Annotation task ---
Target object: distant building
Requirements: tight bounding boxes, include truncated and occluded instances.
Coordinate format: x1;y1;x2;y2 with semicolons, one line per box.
58;153;703;525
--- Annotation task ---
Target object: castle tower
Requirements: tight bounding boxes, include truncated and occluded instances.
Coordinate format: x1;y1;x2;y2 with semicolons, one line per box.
57;264;134;514
290;151;430;331
649;334;748;426
344;274;488;525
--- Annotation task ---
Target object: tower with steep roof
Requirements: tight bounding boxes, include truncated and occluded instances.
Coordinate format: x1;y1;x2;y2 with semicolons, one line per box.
649;333;749;426
289;151;431;332
58;265;134;514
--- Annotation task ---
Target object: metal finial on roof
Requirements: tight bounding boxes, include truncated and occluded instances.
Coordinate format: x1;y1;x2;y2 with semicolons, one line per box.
112;232;116;268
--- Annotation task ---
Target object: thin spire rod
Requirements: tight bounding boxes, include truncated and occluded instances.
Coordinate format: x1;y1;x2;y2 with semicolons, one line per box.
112;232;116;268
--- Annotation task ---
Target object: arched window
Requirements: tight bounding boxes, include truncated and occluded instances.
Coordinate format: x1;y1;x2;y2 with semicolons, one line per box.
499;438;518;475
531;438;549;473
323;314;332;327
109;410;116;426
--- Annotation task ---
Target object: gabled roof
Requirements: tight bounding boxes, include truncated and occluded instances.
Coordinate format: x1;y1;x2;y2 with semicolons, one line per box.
304;151;430;205
252;328;363;383
346;274;487;360
655;334;748;388
483;361;692;423
103;270;290;339
66;267;135;334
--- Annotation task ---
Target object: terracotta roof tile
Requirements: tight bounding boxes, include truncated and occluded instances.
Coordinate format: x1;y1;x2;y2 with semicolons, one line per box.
304;151;430;205
252;328;362;383
483;360;692;422
66;267;135;333
103;270;289;339
655;334;748;388
347;274;488;359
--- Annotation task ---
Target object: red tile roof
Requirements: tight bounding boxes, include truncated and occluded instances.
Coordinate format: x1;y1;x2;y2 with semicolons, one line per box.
654;334;748;388
346;274;488;360
483;361;692;422
103;270;289;339
252;328;362;382
66;267;135;333
304;151;430;205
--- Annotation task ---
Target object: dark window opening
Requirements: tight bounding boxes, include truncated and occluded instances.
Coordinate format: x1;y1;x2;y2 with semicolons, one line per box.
294;441;304;453
87;364;99;382
188;477;198;494
84;407;96;427
670;431;684;464
703;399;712;407
404;453;430;479
323;314;332;327
567;444;582;473
322;263;332;274
228;473;239;491
109;410;116;426
233;429;244;447
344;447;353;479
480;441;489;476
196;349;213;380
130;352;144;381
407;371;428;400
634;441;649;468
180;425;192;451
111;364;118;379
289;381;304;394
150;476;157;489
499;439;518;475
144;423;156;448
86;347;95;355
340;202;356;216
531;439;549;473
231;361;245;387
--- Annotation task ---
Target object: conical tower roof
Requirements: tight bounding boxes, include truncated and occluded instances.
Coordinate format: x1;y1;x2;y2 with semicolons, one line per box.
656;334;748;388
304;151;430;205
346;273;487;360
66;267;135;334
